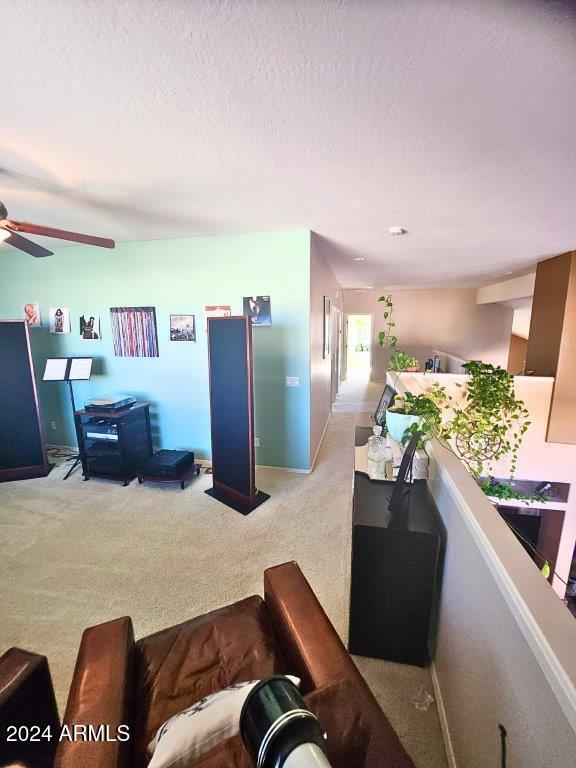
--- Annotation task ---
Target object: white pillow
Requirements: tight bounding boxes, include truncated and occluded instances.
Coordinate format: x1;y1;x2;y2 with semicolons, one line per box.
147;675;300;768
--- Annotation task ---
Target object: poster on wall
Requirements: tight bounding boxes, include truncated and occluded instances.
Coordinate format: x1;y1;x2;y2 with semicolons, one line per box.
243;296;271;326
48;307;71;334
22;302;41;327
170;314;196;341
323;296;331;358
79;313;101;340
205;305;231;330
110;306;159;357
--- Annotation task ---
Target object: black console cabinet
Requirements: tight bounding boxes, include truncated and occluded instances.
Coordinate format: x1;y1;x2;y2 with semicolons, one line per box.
74;402;152;486
349;427;444;667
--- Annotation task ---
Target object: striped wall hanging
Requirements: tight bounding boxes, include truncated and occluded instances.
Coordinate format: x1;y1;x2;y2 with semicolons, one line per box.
110;306;159;357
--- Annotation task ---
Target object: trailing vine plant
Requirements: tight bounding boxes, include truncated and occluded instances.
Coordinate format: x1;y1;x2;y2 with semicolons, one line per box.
480;478;547;504
377;294;419;371
425;362;531;478
376;294;530;479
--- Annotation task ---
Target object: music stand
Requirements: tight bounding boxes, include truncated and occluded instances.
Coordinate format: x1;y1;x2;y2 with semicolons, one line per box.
43;357;93;480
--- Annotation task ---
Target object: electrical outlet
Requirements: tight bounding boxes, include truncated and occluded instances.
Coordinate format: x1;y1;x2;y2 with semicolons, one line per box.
50;421;57;431
286;377;300;387
254;437;260;447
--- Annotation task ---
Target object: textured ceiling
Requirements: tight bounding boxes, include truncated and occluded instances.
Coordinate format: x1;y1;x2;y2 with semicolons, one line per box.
1;0;575;287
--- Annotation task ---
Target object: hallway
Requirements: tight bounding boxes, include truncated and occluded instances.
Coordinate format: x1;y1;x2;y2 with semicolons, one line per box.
332;371;383;413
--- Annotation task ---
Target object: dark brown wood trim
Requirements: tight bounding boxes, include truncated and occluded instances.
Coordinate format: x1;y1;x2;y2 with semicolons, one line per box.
213;478;252;506
245;315;256;502
0;463;53;482
22;320;51;472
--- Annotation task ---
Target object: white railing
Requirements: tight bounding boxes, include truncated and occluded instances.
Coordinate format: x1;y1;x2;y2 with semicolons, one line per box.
388;372;576;766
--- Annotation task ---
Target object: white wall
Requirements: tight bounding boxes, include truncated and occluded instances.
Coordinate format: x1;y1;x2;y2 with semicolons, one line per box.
512;300;533;339
343;288;513;380
476;273;536;305
428;448;576;768
310;234;342;467
391;372;576;767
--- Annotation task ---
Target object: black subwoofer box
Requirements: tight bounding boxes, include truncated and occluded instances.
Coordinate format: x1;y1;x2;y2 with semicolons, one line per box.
140;450;196;479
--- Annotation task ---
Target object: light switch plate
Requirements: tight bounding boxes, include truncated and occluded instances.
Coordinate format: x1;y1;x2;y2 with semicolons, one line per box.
254;437;260;447
286;377;300;387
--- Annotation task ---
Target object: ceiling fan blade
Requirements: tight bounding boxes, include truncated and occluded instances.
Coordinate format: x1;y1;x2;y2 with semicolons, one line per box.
7;220;115;249
2;229;53;257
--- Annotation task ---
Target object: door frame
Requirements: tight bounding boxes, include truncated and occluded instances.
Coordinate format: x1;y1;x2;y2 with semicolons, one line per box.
345;313;374;379
331;306;342;403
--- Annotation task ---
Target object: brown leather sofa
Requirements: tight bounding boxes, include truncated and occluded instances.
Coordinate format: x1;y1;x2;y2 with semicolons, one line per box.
1;561;414;768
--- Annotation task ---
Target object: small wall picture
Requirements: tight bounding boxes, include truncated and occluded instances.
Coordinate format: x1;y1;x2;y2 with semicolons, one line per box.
205;305;231;319
205;305;231;331
243;295;272;326
79;314;101;340
48;307;71;334
323;296;331;358
170;314;196;341
22;302;41;327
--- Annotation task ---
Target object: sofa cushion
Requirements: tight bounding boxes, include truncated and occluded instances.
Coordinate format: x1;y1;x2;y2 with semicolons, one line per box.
147;676;300;768
189;679;371;768
132;596;288;768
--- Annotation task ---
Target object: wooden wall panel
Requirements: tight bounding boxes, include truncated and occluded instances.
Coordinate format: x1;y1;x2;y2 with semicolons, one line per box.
525;251;576;444
525;252;571;376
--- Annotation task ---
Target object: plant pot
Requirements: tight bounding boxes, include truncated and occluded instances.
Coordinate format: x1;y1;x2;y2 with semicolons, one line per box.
404;365;420;372
385;410;423;443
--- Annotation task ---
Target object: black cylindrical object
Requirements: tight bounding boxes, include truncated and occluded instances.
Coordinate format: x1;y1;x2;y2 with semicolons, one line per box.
239;676;332;768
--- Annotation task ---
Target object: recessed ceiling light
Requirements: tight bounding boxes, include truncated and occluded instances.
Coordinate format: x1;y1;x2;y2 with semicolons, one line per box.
388;226;406;235
353;257;365;261
505;271;514;275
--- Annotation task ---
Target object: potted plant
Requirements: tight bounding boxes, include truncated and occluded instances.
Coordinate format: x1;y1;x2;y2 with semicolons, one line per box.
386;392;441;444
378;294;420;372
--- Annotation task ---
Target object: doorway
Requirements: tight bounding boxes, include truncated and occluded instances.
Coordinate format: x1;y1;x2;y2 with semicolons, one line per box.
346;314;372;379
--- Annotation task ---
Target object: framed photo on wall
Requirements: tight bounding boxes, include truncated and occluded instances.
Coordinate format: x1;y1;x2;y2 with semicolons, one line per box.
22;302;41;327
79;313;101;339
48;307;71;334
170;314;196;341
243;295;271;326
323;296;331;358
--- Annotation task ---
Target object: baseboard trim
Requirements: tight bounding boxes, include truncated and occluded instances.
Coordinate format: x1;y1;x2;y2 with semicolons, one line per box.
256;463;312;474
201;459;311;475
431;662;457;768
46;449;310;476
310;412;332;472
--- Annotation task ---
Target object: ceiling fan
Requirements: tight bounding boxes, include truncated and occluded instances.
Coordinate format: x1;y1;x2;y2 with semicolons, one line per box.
0;201;115;257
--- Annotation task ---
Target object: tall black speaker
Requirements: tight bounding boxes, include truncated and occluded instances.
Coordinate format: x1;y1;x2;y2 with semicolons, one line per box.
205;316;269;514
0;320;52;481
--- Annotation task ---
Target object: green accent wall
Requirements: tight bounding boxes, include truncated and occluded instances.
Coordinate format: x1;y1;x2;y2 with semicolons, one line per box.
0;230;312;470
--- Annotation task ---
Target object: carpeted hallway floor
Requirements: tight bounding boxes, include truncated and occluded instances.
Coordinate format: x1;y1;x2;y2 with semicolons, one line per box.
0;374;448;768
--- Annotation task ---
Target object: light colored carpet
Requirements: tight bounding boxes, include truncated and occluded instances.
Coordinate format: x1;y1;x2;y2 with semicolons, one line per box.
0;374;448;768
